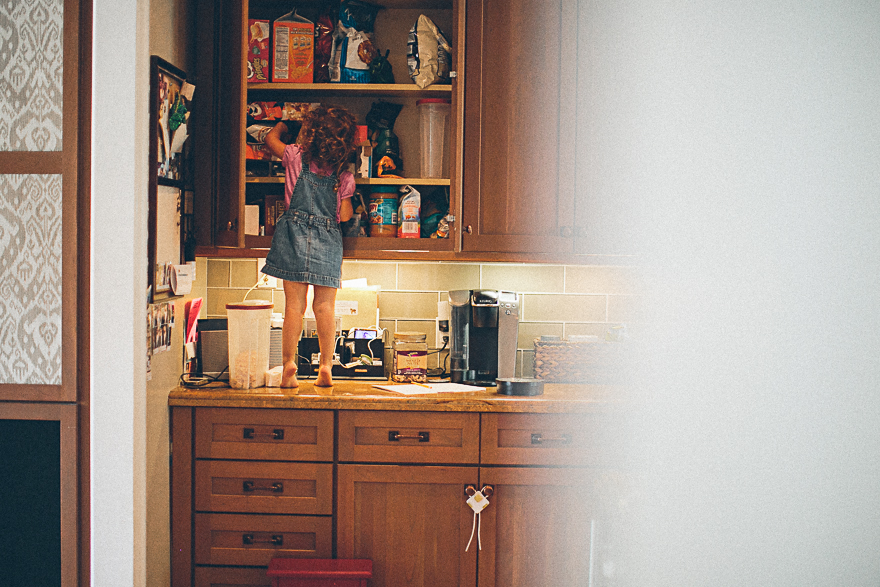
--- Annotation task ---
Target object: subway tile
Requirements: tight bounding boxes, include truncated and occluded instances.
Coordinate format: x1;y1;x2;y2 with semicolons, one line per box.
608;295;646;324
516;322;564;351
206;259;230;288
230;259;259;288
379;291;441;320
397;262;480;292
341;261;398;290
481;264;565;293
207;288;272;317
522;294;606;322
565;265;642;295
563;323;606;339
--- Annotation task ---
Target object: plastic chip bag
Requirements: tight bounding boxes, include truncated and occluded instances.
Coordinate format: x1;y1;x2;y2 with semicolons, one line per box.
407;14;452;88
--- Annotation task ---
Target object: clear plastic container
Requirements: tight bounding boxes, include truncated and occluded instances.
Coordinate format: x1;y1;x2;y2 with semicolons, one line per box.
391;331;428;383
226;300;274;388
417;98;450;178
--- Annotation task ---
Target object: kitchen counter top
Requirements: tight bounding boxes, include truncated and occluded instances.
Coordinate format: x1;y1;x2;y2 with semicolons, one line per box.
168;379;624;413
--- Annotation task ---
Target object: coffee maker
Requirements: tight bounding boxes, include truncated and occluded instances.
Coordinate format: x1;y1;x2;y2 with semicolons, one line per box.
448;290;519;386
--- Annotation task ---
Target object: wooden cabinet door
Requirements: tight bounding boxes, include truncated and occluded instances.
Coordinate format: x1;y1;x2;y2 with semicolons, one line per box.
461;0;578;254
192;0;246;248
477;467;598;587
338;464;478;587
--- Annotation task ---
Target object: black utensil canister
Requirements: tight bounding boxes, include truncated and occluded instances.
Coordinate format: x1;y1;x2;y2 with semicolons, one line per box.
495;377;544;396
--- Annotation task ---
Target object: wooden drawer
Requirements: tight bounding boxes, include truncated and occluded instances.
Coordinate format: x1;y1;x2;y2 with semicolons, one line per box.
195;460;333;515
481;413;615;466
195;566;271;587
338;410;479;464
195;408;333;461
194;513;332;566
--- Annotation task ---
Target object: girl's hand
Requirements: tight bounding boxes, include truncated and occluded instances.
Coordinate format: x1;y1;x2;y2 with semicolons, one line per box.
264;122;289;159
339;197;354;223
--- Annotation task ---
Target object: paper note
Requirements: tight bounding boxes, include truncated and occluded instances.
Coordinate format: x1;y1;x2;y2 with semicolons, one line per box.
373;383;485;395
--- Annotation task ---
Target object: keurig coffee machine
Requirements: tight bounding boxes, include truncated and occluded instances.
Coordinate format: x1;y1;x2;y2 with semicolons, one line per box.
448;290;519;386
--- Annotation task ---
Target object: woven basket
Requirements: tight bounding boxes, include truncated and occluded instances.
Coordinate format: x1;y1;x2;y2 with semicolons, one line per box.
533;339;623;384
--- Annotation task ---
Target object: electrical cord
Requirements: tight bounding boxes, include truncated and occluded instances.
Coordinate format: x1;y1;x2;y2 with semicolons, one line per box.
179;365;228;388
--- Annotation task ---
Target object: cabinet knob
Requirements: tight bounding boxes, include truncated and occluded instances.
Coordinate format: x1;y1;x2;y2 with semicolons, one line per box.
242;533;283;546
388;430;430;442
242;427;285;440
226;220;237;231
560;226;573;238
464;225;473;234
243;481;284;493
531;432;572;445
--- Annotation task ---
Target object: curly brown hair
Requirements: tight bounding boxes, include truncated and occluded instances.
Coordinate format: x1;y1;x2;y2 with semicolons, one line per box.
298;105;359;180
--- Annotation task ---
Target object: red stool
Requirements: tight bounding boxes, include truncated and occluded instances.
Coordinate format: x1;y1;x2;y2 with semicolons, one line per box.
267;559;372;587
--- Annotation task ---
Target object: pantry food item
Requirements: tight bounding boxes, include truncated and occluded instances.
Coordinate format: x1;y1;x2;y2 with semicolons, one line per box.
368;185;398;237
397;184;420;238
314;9;335;82
407;14;452;88
329;0;382;83
248;20;270;82
273;10;314;83
391;331;428;383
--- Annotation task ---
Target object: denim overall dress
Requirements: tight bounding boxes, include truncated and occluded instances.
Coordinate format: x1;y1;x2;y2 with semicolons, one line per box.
262;164;343;288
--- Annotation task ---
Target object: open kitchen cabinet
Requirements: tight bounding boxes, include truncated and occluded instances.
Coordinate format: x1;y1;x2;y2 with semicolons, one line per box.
191;0;637;261
192;0;463;259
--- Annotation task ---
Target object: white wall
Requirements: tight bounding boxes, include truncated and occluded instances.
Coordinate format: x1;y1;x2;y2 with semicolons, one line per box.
591;1;880;584
91;0;150;585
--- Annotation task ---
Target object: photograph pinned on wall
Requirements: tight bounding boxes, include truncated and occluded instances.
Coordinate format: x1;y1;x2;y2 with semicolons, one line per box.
152;57;193;183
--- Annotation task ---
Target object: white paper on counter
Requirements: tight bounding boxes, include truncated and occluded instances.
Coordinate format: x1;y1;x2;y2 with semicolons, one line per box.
373;382;486;395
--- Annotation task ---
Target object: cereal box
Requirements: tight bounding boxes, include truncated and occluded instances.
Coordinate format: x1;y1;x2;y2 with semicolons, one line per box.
247;20;270;83
272;11;314;83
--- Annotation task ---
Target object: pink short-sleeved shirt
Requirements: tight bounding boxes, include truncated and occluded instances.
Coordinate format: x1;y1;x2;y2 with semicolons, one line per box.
282;144;355;222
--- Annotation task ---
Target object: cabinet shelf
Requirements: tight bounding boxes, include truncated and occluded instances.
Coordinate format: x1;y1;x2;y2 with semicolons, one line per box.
245;176;450;186
247;82;452;98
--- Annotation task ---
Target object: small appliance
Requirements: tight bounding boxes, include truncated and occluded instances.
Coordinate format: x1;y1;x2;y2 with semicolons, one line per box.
448;290;519;386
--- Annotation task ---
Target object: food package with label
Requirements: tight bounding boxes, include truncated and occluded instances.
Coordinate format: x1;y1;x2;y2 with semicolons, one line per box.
273;10;314;83
329;0;382;83
397;185;421;238
407;14;452;88
247;101;320;122
247;19;271;82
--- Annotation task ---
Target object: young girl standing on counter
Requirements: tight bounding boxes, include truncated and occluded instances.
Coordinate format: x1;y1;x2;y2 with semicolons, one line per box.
261;106;358;387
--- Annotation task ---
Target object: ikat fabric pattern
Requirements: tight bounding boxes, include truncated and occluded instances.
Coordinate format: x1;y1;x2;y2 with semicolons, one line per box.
0;174;62;384
0;0;64;151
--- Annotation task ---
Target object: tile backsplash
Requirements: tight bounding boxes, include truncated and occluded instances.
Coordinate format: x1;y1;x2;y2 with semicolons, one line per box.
195;258;643;378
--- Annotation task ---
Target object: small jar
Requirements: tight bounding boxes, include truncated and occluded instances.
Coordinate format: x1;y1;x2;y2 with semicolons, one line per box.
391;331;428;383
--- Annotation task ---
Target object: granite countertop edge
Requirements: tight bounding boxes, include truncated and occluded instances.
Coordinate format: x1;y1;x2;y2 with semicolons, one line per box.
168;381;625;413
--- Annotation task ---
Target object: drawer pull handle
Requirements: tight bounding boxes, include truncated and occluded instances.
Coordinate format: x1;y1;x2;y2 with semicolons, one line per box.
242;533;283;546
531;433;572;445
243;428;285;440
242;481;284;493
388;430;430;442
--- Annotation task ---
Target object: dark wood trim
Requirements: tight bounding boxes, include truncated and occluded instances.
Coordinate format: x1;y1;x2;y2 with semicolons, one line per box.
2;403;78;587
171;407;194;587
0;151;63;173
195;245;638;266
77;0;93;582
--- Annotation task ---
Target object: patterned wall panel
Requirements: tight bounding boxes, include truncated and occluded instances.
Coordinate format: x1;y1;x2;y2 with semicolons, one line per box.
0;174;62;384
0;0;64;151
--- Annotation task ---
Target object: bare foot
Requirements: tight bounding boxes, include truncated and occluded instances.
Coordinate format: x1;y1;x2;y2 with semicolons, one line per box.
315;365;333;387
280;364;299;388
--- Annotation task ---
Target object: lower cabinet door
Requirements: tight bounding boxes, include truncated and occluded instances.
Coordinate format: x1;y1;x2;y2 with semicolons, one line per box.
337;464;478;587
477;467;600;587
194;513;332;566
194;566;272;587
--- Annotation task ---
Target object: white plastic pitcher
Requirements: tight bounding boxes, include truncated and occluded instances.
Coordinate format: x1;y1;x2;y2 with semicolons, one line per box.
226;300;273;388
417;99;450;178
